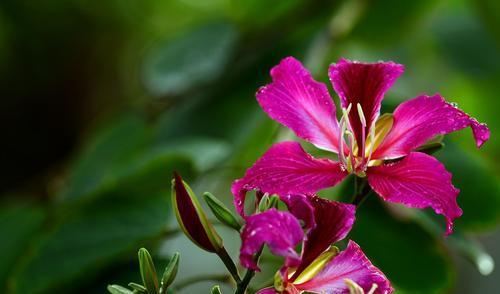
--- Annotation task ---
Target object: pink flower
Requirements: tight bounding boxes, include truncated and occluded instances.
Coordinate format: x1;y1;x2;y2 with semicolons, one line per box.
240;195;393;294
232;57;490;235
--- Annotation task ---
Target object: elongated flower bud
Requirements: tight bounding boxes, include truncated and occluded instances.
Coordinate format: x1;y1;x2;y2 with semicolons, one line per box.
160;252;179;294
138;248;159;294
172;172;223;253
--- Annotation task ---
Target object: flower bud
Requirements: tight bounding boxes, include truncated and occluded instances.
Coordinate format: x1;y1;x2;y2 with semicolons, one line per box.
172;172;223;253
203;192;241;231
160;252;179;294
107;285;133;294
138;248;159;294
211;285;223;294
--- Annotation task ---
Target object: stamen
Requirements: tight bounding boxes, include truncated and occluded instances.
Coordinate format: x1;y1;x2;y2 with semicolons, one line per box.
338;117;347;166
338;103;352;169
367;283;379;294
356;103;366;127
345;129;355;173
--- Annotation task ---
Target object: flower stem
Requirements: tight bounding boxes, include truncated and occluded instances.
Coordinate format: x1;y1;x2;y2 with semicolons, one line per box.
216;247;242;284
235;247;264;294
351;176;371;207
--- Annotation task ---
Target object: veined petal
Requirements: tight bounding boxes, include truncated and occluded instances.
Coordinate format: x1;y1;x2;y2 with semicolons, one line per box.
372;94;490;160
329;59;404;152
257;57;341;153
281;194;316;230
295;241;393;294
284;195;356;280
240;209;303;271
232;141;348;216
367;152;462;235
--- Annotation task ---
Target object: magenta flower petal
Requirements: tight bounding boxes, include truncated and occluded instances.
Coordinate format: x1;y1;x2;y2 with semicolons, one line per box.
328;59;404;149
372;94;490;160
367;152;462;235
288;196;356;279
281;194;316;230
232;141;348;216
257;57;342;153
296;241;393;294
240;209;304;271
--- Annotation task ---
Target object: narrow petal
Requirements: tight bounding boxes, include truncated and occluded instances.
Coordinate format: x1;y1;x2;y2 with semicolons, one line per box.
257;57;341;153
329;59;404;151
232;141;348;216
295;241;393;294
240;209;303;271
372;94;490;160
283;195;356;279
367;152;462;235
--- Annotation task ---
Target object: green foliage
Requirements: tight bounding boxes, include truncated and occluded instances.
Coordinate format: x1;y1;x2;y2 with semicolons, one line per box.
436;142;500;231
143;22;238;97
0;203;45;290
9;193;169;294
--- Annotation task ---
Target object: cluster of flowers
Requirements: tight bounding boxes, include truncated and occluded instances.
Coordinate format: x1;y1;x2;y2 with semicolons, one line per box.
173;57;489;294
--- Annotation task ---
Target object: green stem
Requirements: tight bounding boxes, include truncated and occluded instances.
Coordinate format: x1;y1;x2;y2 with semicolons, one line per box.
351;176;370;206
217;247;242;284
235;247;264;294
174;274;231;291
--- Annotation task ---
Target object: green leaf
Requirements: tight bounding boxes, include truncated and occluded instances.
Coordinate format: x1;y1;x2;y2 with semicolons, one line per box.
349;197;454;294
60;115;230;202
0;203;45;290
9;192;170;294
143;22;238;97
351;0;436;46
108;284;134;294
203;192;241;231
435;141;500;231
59;115;151;201
160;252;179;294
138;248;159;294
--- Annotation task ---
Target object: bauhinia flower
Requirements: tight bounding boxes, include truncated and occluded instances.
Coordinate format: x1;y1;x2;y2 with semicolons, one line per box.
232;57;490;234
240;194;393;294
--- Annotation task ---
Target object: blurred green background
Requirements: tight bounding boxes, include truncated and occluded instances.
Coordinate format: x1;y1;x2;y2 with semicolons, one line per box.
0;0;499;293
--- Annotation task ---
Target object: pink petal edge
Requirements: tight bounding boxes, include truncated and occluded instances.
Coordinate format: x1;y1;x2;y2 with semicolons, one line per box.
373;94;490;160
240;209;304;271
231;141;348;217
257;57;342;153
295;241;393;294
367;152;462;235
328;59;404;150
